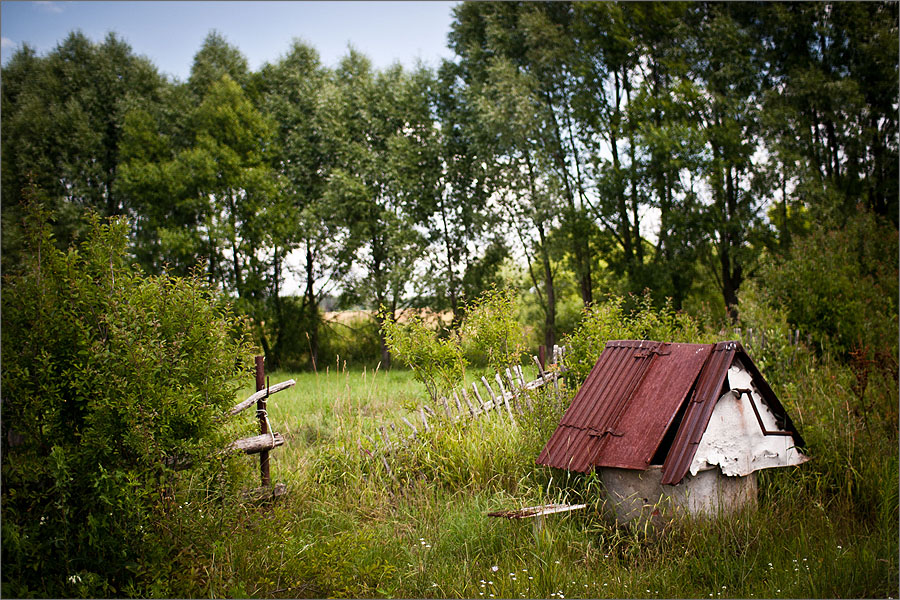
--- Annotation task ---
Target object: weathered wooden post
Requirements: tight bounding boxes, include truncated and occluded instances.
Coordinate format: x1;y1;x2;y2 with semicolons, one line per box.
255;355;270;487
539;345;546;370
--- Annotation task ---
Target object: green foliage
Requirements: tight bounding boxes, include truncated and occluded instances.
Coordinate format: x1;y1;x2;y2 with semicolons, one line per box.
383;313;467;403
752;210;898;359
463;287;528;371
1;206;255;597
318;314;384;369
564;292;708;384
734;279;812;388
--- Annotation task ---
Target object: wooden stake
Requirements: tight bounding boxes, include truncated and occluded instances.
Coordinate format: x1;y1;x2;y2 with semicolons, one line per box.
255;356;270;488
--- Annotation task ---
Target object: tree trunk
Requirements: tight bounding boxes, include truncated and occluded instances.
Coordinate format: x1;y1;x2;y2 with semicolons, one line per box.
538;222;556;351
545;91;592;307
304;243;319;370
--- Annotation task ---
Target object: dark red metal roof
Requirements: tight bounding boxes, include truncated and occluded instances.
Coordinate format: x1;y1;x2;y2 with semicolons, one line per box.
536;340;805;485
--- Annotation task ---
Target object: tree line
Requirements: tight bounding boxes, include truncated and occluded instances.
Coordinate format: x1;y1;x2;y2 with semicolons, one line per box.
3;1;897;368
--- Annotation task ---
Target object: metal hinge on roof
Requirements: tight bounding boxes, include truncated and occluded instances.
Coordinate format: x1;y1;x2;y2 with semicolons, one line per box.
633;343;671;358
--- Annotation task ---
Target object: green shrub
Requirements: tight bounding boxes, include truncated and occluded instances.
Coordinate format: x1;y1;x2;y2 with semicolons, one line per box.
734;280;813;387
564;291;709;384
383;314;467;402
318;314;383;368
753;210;898;359
463;287;528;372
1;207;255;597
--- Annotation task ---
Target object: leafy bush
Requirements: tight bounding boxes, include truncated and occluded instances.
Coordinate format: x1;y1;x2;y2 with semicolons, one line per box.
318;313;383;368
383;314;466;402
753;210;898;359
734;280;813;387
564;292;708;384
1;207;255;597
462;287;528;372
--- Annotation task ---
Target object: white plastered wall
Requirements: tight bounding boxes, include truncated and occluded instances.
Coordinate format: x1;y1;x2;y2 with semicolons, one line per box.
689;357;808;477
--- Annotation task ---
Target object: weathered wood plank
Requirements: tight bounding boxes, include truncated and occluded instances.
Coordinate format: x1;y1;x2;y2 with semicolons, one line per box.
481;376;498;411
229;379;296;416
532;355;546;381
227;432;285;455
379;425;393;451
495;373;515;420
472;382;488;412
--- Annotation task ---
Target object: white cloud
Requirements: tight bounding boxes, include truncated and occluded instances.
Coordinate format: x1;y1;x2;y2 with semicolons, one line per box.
1;38;16;50
34;1;64;14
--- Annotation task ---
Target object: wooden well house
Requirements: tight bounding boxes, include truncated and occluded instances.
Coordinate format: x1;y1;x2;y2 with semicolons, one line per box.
536;340;808;524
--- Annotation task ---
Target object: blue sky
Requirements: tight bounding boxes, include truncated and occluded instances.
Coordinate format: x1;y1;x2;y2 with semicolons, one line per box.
1;1;459;80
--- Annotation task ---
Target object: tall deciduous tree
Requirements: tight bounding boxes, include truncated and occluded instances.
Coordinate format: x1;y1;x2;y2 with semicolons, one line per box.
1;32;166;268
257;40;349;368
322;51;430;367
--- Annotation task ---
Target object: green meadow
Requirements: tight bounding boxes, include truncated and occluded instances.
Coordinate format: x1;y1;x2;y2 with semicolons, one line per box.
170;353;897;599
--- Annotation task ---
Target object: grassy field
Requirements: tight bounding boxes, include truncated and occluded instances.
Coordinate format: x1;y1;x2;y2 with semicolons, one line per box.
167;352;898;599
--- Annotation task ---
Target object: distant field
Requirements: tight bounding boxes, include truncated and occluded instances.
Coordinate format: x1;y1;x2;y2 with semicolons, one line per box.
323;308;454;327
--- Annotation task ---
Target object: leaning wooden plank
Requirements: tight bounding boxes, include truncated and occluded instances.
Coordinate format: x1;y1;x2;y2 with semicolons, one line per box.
229;379;296;416
402;417;418;437
471;382;488;412
379;426;393;452
532;355;547;381
461;389;478;417
441;397;452;419
504;367;516;390
420;408;430;432
227;432;285;455
515;365;527;387
481;376;498;411
453;392;464;416
503;369;522;414
495;373;515;420
487;503;587;519
516;365;532;410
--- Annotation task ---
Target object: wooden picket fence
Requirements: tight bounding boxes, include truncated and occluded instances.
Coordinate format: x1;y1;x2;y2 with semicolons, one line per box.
359;346;567;462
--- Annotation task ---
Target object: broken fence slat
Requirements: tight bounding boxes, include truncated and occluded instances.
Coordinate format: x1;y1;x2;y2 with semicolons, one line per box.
379;425;393;452
487;503;588;519
462;388;478;417
516;365;527;387
503;368;523;414
441;397;452;419
420;407;430;432
532;355;546;381
495;372;516;420
402;416;418;437
472;382;488;412
481;376;499;412
229;379;296;416
453;392;464;416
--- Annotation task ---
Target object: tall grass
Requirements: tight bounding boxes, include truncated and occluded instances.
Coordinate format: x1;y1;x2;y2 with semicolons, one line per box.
154;350;897;599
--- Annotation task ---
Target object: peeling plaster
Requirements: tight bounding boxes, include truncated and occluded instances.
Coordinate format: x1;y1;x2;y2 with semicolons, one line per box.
690;357;808;477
